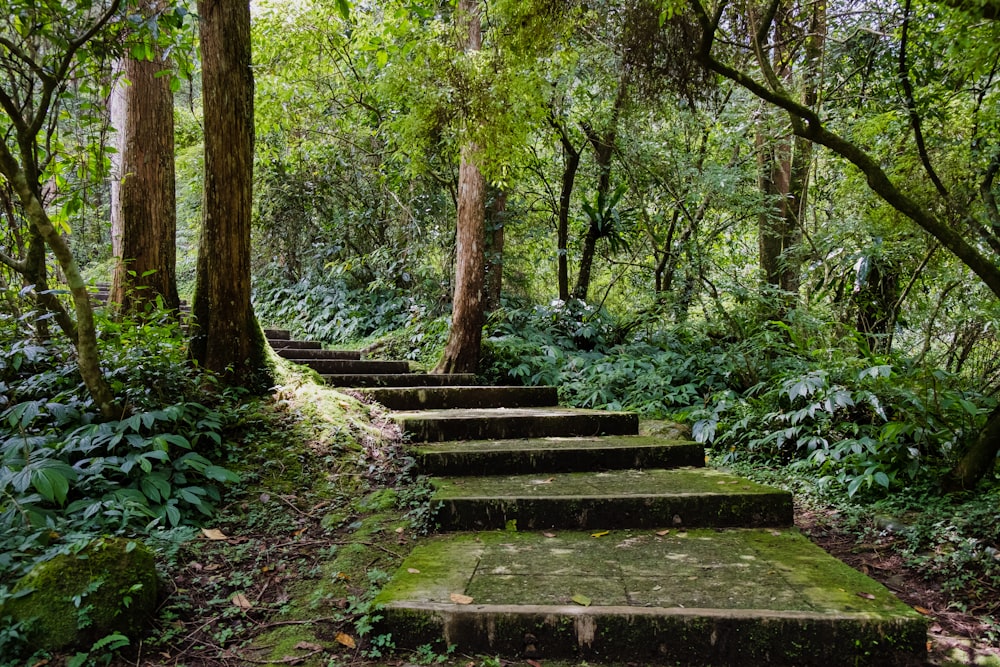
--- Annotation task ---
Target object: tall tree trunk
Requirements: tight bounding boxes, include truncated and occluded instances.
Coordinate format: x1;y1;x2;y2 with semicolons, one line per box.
484;188;506;312
574;81;627;301
550;114;581;301
109;26;180;313
435;0;486;374
944;404;1000;491
190;0;271;391
754;1;824;316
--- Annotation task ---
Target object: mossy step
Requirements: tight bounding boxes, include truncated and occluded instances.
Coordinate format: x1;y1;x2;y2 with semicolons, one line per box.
297;359;410;374
268;339;322;350
376;528;926;666
323;373;478;388
264;328;290;340
359;386;559;410
412;436;705;475
393;407;639;442
276;348;362;361
431;467;792;530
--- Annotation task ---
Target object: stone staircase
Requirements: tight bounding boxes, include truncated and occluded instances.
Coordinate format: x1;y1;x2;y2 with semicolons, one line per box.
269;329;927;666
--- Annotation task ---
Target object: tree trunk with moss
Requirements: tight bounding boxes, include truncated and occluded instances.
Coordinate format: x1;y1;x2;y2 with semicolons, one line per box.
109;26;180;313
189;0;271;390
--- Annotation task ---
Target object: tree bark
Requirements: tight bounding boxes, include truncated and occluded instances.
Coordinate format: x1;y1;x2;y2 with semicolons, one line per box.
550;113;581;301
190;0;271;391
484;188;506;312
435;0;486;374
109;29;180;313
943;404;1000;491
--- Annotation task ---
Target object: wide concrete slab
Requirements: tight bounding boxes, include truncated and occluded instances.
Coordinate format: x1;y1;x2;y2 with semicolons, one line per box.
412;435;705;475
376;529;926;666
359;385;558;410
431;467;792;530
394;407;639;442
324;373;477;388
276;348;362;360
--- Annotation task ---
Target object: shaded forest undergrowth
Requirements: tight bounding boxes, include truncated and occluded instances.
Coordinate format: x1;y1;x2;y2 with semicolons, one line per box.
2;298;1000;665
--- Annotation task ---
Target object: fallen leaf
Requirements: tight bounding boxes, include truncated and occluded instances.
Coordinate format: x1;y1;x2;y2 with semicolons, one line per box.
294;641;322;651
857;592;876;600
527;660;542;667
335;632;356;649
655;529;670;536
770;530;781;537
672;514;683;525
532;477;555;484
335;571;350;581
293;527;307;537
450;593;474;604
591;530;610;538
543;532;557;538
231;593;252;609
571;593;592;607
914;605;932;615
201;528;227;541
395;526;405;533
259;493;271;502
407;568;421;574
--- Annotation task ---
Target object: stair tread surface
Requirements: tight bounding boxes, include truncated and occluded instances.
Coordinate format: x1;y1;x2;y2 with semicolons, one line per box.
376;528;925;665
432;466;775;499
359;385;558;409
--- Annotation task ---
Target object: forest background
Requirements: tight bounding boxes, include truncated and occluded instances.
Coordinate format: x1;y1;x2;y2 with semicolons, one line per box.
1;0;1000;663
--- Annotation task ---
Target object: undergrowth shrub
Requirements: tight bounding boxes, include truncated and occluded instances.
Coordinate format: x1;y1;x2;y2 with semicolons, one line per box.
0;302;244;586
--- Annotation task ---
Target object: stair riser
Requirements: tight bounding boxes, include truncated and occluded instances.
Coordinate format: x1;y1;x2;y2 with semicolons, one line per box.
433;493;793;530
380;604;926;667
264;328;291;340
362;386;558;410
398;413;639;442
269;340;322;350
277;348;362;360
300;359;410;374
416;444;705;475
324;374;477;388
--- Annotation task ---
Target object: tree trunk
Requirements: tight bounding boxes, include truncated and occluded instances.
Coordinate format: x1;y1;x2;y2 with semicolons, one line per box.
434;0;487;375
944;404;1000;491
573;82;626;301
109;29;180;313
190;0;271;391
484;188;506;312
550;115;581;302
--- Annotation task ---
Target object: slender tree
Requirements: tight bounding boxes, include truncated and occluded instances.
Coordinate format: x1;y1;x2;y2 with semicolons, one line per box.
189;0;271;390
0;0;123;418
434;0;488;374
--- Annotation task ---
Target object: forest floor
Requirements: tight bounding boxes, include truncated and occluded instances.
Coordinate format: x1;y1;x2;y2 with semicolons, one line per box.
96;385;1000;667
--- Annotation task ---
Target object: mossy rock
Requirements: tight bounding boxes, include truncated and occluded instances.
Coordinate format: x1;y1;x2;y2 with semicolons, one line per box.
1;537;159;651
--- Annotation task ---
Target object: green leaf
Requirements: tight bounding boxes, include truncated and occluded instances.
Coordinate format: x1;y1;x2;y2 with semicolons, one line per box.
203;465;240;483
336;0;351;20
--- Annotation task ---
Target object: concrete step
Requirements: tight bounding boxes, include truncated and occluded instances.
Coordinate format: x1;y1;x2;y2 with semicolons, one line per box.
296;359;411;374
264;328;290;340
393;407;638;442
430;467;792;531
359;386;559;410
375;528;926;666
325;373;478;388
276;348;362;361
411;435;705;476
269;340;322;350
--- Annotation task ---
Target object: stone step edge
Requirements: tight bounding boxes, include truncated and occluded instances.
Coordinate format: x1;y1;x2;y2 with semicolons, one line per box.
379;602;926;667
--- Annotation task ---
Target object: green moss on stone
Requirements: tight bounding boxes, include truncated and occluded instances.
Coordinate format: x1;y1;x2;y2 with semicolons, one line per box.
1;537;159;651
